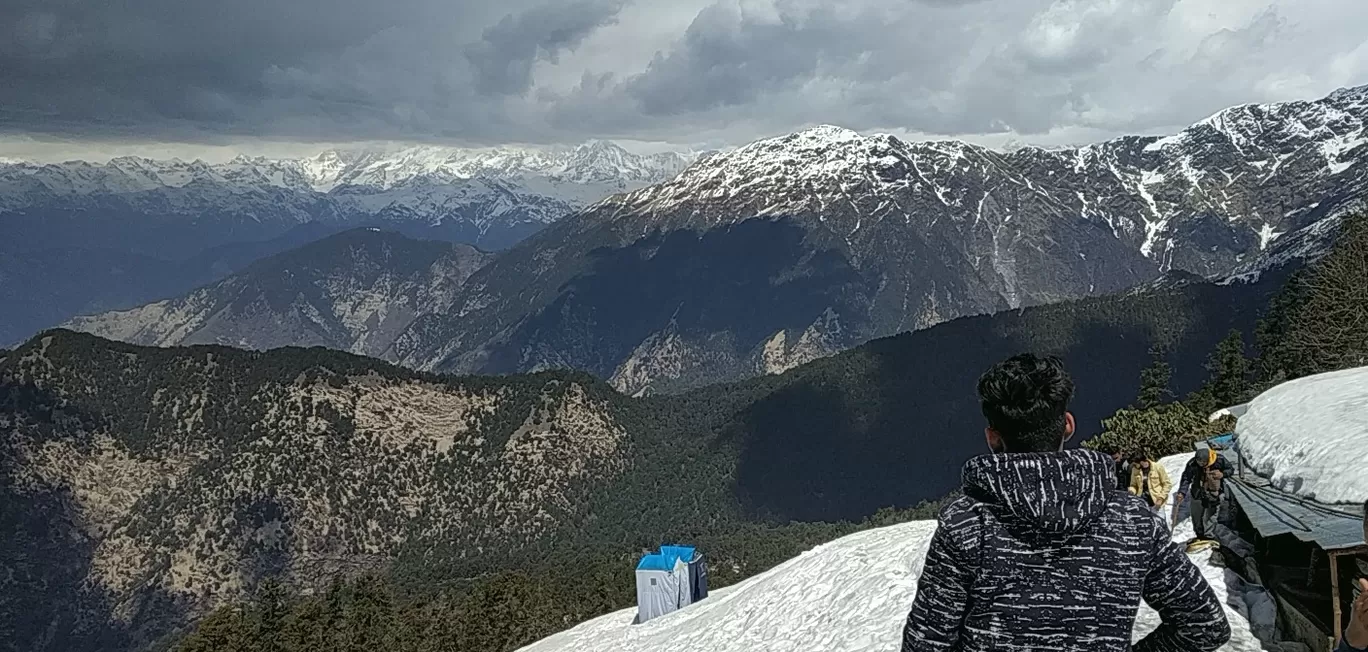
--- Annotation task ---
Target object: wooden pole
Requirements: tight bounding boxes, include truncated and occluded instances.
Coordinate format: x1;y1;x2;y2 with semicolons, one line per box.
1331;551;1342;646
1309;548;1320;588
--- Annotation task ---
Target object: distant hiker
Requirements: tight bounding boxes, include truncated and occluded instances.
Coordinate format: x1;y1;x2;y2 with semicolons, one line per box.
902;353;1230;652
1186;466;1238;553
1127;452;1173;513
1173;445;1235;541
1110;449;1132;490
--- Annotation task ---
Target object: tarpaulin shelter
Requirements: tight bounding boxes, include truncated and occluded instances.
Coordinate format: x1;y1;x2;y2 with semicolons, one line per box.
1217;366;1368;651
635;545;708;624
1208;403;1250;422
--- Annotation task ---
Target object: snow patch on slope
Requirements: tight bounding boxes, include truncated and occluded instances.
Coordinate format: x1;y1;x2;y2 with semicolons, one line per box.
517;453;1269;652
1136;170;1168;258
1257;223;1282;251
1320;131;1366;175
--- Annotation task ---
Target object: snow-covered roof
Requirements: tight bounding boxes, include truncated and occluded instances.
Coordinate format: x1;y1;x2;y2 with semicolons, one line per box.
520;455;1269;652
1236;365;1368;504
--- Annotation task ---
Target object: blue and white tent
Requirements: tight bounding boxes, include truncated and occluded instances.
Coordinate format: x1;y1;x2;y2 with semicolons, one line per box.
635;545;708;624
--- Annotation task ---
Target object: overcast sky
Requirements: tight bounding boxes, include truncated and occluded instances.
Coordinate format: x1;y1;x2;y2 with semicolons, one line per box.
3;0;1367;161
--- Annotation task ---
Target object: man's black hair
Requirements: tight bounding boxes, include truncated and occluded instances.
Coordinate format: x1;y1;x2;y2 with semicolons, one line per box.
977;353;1076;453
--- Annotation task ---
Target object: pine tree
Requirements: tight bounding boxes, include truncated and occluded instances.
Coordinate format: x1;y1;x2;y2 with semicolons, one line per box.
1134;347;1173;409
250;578;288;652
177;607;251;652
1207;330;1250;407
346;575;398;652
280;596;330;652
1257;212;1368;382
1083;403;1222;459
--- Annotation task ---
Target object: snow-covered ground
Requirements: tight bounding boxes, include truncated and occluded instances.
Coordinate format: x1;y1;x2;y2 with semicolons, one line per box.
1238;365;1368;504
516;455;1271;652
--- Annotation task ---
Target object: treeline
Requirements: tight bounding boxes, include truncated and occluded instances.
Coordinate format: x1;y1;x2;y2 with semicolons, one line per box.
1087;212;1368;460
167;499;950;652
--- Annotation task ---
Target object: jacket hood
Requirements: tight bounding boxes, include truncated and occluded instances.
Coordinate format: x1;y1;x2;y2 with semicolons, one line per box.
961;448;1117;535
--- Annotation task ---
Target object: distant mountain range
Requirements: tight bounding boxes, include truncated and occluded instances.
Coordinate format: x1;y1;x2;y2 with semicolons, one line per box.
0;141;695;345
68;85;1365;393
0;141;694;255
409;85;1366;394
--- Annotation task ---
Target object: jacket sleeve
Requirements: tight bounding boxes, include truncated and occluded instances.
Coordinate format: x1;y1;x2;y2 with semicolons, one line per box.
1176;459;1199;497
1337;635;1368;652
1153;465;1173;506
1133;514;1231;652
903;519;975;651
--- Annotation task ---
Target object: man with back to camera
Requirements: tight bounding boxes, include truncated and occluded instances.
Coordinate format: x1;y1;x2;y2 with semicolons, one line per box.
902;353;1230;652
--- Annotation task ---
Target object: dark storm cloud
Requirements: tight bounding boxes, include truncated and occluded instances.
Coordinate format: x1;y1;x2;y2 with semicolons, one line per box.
1;0;1365;149
0;0;584;141
466;0;627;96
622;2;878;115
2;0;417;130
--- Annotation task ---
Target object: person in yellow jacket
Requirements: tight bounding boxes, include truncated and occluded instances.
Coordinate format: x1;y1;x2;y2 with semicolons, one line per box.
1127;452;1173;512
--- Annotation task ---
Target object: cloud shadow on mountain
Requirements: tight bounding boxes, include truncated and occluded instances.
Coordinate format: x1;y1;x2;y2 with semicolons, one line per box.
482;217;878;385
720;269;1290;523
0;380;196;652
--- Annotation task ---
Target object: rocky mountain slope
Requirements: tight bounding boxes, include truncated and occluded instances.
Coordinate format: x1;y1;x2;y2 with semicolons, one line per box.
1;332;631;651
2;258;1290;651
64;229;491;359
0;221;380;347
388;85;1367;394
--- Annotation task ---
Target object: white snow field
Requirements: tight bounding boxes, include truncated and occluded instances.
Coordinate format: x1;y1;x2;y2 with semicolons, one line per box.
1237;364;1368;504
517;455;1270;652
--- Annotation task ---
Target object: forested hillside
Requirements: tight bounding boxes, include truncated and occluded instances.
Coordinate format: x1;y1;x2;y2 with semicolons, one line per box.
2;238;1300;652
170;212;1368;652
0;336;642;651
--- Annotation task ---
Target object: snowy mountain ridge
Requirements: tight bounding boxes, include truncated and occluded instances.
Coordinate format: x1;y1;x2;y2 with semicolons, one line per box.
612;83;1368;274
0;140;699;251
55;84;1368;395
370;84;1368;394
0;140;694;195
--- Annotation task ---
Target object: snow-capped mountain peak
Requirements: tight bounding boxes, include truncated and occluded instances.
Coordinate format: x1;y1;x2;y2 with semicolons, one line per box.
625;126;904;211
296;141;693;192
602;82;1366;280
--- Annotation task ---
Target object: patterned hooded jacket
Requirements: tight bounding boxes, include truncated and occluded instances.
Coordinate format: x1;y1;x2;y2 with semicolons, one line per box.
902;448;1231;652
